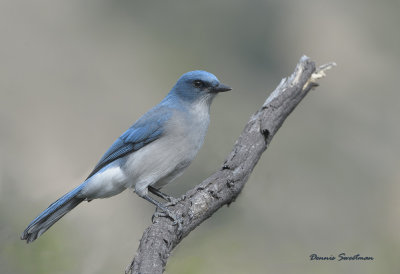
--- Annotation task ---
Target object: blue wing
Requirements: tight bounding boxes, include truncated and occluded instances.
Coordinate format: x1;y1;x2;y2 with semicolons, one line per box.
86;106;172;179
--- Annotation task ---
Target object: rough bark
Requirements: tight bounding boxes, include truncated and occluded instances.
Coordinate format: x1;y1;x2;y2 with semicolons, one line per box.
126;56;336;274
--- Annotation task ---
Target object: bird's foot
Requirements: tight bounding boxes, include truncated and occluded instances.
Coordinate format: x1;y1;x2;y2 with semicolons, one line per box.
165;195;186;207
143;193;184;234
152;209;183;233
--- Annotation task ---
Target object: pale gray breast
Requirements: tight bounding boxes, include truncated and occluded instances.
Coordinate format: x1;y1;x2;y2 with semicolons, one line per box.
162;105;210;169
125;104;211;193
151;105;211;188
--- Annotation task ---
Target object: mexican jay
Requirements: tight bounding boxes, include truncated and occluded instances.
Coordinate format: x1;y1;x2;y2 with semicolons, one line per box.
21;70;231;243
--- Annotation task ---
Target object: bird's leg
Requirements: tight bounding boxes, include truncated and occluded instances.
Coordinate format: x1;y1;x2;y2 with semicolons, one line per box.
141;194;183;232
148;186;175;202
148;186;182;206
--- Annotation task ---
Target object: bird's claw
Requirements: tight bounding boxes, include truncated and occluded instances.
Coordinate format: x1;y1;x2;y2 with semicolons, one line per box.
165;195;186;207
152;210;183;233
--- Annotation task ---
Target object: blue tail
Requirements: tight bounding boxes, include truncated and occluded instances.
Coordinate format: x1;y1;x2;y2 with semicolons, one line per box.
21;183;87;243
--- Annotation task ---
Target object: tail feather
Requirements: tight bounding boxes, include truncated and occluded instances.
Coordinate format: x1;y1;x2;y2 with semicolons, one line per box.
21;183;86;243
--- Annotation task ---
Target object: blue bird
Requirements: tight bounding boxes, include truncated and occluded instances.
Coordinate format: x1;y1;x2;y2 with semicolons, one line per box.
21;70;231;243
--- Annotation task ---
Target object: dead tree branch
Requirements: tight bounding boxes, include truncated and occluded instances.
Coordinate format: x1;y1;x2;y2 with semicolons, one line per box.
126;56;336;274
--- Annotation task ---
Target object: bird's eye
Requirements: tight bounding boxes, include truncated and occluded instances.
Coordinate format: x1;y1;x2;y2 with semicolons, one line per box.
193;80;203;88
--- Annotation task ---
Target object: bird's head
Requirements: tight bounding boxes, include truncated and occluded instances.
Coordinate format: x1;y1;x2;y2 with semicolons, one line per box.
170;70;231;104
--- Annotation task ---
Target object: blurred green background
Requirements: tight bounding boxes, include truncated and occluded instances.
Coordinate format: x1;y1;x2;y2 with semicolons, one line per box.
1;0;399;273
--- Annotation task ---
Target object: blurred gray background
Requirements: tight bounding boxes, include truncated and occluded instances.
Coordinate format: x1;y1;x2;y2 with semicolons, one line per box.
1;0;399;273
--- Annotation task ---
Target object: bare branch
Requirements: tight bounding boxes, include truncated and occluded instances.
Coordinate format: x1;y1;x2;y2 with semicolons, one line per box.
126;56;335;274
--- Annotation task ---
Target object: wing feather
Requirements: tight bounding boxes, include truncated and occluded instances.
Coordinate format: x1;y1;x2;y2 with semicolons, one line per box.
86;107;172;179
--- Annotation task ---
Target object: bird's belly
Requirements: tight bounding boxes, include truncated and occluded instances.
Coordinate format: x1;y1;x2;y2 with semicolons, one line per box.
80;159;128;199
122;133;199;196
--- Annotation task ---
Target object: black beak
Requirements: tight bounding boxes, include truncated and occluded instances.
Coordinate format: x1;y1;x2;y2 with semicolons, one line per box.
211;83;232;93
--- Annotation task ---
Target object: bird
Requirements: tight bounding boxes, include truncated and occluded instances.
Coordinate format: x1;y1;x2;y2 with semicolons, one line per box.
21;70;231;243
